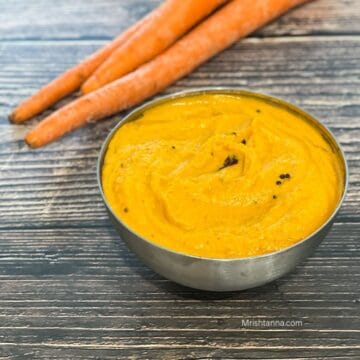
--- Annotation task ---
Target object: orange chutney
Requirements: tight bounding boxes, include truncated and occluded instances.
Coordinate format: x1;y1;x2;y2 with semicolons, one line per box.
102;94;343;258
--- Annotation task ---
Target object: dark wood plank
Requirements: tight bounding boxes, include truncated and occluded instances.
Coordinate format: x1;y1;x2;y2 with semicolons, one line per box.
0;223;358;359
0;0;358;41
0;346;359;360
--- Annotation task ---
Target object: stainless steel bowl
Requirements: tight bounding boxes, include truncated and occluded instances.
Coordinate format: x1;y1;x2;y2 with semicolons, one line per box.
97;88;348;292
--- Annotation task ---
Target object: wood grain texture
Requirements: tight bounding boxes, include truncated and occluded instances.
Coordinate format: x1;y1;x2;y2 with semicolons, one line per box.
0;0;359;41
0;0;359;359
0;224;359;359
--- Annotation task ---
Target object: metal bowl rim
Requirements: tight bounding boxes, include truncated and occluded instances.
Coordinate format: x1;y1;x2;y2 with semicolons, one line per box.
97;87;349;262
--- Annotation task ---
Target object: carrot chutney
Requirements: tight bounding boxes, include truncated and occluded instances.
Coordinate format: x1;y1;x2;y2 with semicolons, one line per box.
102;93;344;258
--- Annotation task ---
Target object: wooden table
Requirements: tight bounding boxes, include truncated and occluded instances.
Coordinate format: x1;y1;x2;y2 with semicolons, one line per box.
0;1;359;358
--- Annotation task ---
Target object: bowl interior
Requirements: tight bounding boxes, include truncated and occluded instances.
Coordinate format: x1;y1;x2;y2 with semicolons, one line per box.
97;88;348;262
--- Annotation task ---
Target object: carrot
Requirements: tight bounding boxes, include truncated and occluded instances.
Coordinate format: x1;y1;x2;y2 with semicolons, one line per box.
8;13;152;124
81;0;229;94
26;0;311;148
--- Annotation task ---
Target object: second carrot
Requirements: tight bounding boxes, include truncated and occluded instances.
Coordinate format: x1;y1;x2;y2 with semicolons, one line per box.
81;0;228;94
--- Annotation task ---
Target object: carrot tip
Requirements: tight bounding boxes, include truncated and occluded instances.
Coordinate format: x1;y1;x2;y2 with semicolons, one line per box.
8;112;20;124
24;133;38;149
25;141;38;149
